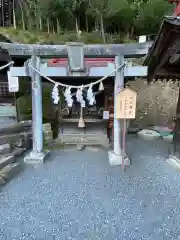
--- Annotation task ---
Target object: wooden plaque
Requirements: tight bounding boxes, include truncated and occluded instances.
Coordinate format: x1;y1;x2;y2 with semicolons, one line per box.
116;88;137;119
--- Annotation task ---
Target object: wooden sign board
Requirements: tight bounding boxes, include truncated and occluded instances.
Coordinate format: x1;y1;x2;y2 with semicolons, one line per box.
116;88;137;119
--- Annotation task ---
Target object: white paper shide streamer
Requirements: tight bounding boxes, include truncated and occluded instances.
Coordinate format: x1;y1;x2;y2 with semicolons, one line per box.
87;84;96;106
52;83;60;104
76;86;85;107
64;87;73;107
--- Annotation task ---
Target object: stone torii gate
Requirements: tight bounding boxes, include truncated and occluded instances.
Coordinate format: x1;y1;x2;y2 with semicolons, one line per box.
6;43;149;165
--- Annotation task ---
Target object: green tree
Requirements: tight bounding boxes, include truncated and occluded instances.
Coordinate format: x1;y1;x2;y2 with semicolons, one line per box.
0;0;174;43
135;0;172;35
88;0;127;42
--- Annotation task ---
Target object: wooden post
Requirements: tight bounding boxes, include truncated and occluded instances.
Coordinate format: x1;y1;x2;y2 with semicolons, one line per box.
24;55;48;164
31;55;43;153
173;85;180;156
108;55;130;166
113;55;124;156
167;85;180;168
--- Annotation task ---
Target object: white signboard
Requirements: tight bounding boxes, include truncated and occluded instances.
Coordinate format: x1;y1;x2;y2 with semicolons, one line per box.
103;111;109;120
7;71;19;92
139;35;147;43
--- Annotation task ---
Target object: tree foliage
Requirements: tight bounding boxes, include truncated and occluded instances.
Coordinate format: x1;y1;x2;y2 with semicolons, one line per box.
2;0;173;42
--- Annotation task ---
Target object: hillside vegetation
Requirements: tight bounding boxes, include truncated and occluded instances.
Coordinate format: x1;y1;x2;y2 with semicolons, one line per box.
0;0;173;44
0;27;135;44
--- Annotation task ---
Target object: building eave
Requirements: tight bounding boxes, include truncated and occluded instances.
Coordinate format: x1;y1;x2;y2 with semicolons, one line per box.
144;16;180;80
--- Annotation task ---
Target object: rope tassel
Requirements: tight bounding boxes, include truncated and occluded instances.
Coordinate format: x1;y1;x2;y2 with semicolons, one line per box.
99;81;104;91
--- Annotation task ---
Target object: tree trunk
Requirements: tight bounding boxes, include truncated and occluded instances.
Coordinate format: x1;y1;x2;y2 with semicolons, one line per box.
52;22;55;34
95;19;99;31
1;0;5;27
34;11;39;30
47;19;50;33
12;0;16;29
19;1;25;30
85;13;88;32
75;16;79;35
56;18;60;34
25;2;33;30
39;17;42;31
130;26;134;38
100;15;106;43
126;28;130;39
7;0;12;26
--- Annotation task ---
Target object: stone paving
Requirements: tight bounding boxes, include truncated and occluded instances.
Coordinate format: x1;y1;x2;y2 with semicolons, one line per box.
0;137;179;239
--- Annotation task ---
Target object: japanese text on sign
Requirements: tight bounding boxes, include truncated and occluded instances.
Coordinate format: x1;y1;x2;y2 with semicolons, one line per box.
116;88;137;119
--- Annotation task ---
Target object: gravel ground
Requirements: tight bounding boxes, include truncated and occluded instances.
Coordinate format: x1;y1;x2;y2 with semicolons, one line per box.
0;136;179;240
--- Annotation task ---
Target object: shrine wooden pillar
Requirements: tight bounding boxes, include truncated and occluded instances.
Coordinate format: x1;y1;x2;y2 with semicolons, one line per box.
172;85;180;157
113;55;124;156
167;84;180;167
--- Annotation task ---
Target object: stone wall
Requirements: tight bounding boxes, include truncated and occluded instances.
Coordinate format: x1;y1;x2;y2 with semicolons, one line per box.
128;79;179;128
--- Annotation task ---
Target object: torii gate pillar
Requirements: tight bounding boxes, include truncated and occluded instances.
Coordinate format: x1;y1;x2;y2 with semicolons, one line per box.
108;55;130;166
24;55;47;164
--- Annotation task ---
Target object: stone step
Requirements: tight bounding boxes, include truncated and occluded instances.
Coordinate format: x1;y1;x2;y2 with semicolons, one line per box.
0;147;26;186
12;147;26;157
0;143;11;155
0;155;14;170
0;163;22;186
0;147;26;170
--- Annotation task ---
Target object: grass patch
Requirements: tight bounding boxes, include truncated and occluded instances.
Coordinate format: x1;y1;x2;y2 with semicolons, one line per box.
0;27;135;44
